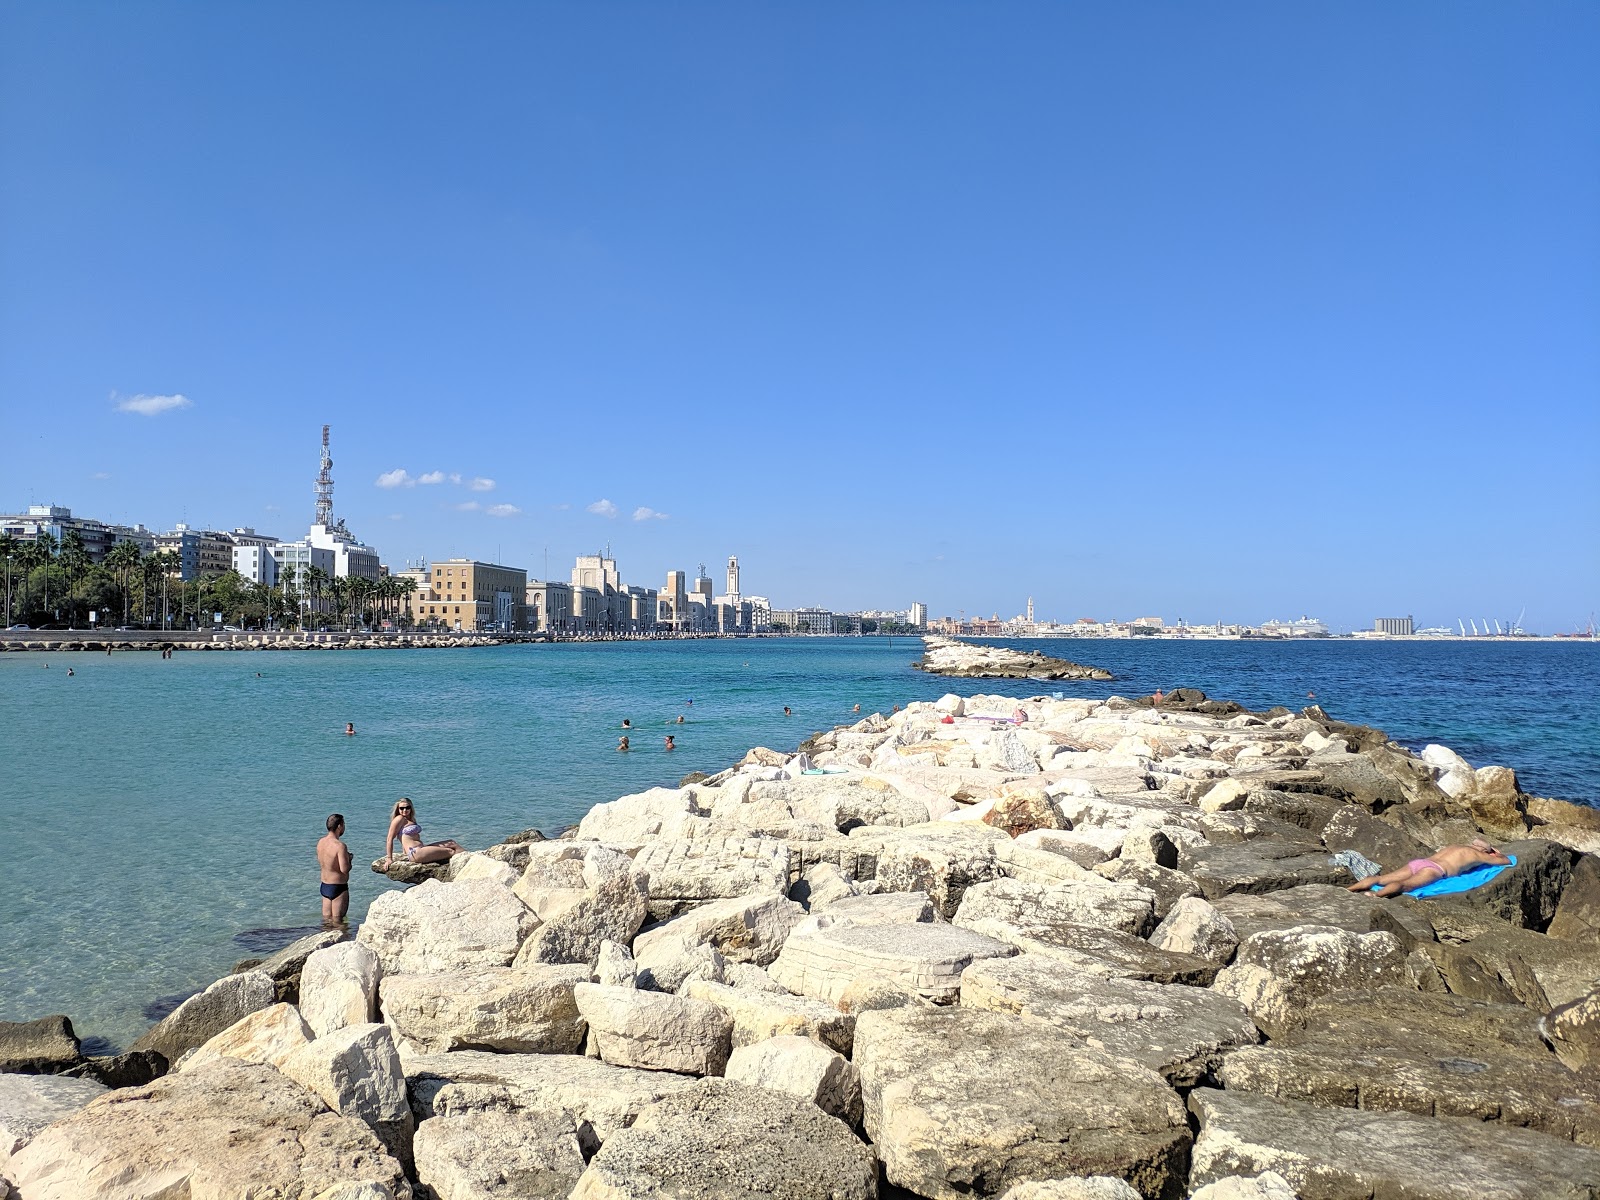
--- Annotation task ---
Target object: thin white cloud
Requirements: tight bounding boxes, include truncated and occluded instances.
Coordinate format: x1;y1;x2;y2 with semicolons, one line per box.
455;501;481;512
418;470;446;485
587;499;619;518
449;473;462;485
469;477;496;492
376;469;414;488
115;392;191;417
632;506;669;522
554;503;571;511
486;503;521;518
91;471;112;480
388;513;404;521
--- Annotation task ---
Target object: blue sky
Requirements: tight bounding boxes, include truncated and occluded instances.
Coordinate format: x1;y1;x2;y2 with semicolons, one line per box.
2;3;1596;632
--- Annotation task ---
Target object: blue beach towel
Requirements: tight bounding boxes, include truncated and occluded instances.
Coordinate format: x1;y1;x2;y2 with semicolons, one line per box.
1397;854;1517;898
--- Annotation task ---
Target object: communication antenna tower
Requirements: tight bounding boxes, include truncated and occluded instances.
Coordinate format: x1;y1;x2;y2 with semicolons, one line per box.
314;425;335;528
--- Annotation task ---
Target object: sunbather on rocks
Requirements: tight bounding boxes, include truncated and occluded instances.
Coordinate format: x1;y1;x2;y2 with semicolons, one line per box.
1347;838;1511;897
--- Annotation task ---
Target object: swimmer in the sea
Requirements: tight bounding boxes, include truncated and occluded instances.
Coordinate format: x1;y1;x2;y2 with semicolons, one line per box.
66;668;74;676
783;706;792;717
345;722;355;736
618;735;630;752
675;715;685;724
664;735;675;751
853;704;861;713
622;718;632;729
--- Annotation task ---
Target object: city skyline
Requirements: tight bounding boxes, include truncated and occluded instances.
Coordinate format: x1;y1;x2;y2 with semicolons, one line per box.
2;6;1595;632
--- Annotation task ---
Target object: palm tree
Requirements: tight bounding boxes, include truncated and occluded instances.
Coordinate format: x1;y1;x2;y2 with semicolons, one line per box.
0;533;16;626
58;531;89;626
327;576;349;629
393;575;417;629
304;565;328;625
105;541;143;627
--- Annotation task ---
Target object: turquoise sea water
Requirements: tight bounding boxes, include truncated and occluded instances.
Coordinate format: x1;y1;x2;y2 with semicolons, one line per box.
2;636;1596;1050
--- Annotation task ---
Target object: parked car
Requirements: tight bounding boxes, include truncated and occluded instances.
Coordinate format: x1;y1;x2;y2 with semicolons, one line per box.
7;624;30;630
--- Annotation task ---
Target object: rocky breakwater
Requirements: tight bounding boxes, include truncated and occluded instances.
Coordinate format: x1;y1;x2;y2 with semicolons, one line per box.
914;634;1115;681
9;690;1600;1197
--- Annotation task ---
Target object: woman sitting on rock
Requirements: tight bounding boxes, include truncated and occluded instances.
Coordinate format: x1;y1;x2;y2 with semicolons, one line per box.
377;797;465;868
1347;838;1511;897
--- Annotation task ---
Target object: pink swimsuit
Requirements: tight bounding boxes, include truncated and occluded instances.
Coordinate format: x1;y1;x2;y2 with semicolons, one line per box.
1408;857;1446;879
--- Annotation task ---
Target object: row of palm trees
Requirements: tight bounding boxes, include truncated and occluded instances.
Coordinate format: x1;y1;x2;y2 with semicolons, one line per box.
0;533;419;631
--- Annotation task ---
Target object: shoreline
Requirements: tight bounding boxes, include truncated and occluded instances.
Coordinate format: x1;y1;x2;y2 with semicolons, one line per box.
8;682;1600;1195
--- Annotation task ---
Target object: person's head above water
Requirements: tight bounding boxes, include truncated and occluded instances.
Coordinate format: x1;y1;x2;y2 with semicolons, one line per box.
327;813;345;834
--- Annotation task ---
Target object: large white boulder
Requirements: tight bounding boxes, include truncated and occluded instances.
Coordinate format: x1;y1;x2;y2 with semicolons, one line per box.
300;940;382;1037
379;964;588;1054
357;880;536;975
129;969;277;1064
280;1022;415;1168
683;979;856;1055
770;915;1016;1004
725;1034;862;1124
0;1073;107;1163
573;983;733;1076
180;1001;313;1074
515;847;649;969
1213;925;1409;1037
578;787;699;842
632;893;805;967
412;1109;586;1200
1148;896;1240;965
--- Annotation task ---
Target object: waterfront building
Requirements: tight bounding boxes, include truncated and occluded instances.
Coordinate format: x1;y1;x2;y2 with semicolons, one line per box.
305;522;381;581
1374;616;1415;636
153;524;235;580
910;601;927;629
526;578;575;633
661;570;688;632
232;544;279;587
725;556;741;606
770;607;835;634
411;559;527;631
625;585;658;632
0;504;155;561
744;595;772;633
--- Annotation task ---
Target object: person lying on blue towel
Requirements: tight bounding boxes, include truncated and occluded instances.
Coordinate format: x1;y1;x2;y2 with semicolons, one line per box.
1346;838;1512;898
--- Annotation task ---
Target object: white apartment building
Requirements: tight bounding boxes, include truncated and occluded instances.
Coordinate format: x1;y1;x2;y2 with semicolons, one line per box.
232;544;279;587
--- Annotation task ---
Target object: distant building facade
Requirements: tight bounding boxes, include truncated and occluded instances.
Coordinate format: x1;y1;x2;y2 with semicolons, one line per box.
1374;616;1415;636
0;505;155;561
412;559;527;630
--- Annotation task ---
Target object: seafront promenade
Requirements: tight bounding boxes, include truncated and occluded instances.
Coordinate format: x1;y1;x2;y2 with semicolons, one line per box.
7;678;1600;1197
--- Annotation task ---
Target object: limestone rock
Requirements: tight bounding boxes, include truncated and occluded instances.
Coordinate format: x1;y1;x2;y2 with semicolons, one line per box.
241;927;349;1004
180;1001;313;1074
837;975;929;1014
1178;838;1349;899
578;786;699;841
983;786;1066;837
281;1022;415;1168
574;983;732;1075
633;935;726;993
1212;925;1409;1037
1218;986;1600;1146
683;979;855;1055
1188;1172;1296;1200
726;1034;862;1123
569;1077;876;1200
594;940;637;987
966;914;1219;985
300;940;382;1037
633;893;805;967
996;1181;1141;1200
1189;1086;1600;1198
0;1016;80;1076
855;1005;1189;1199
1548;852;1600;943
1548;989;1600;1071
849;822;1007;918
406;1050;700;1147
412;1109;585;1200
956;876;1156;939
1210;883;1387;944
1092;858;1203;918
379;964;588;1054
632;836;792;920
130;968;276;1064
1015;826;1125;869
770;916;1016;1004
823;890;937;925
5;1059;410;1199
790;862;860;910
1320;805;1432;869
357;880;536;975
1456;921;1600;1007
1148;896;1239;964
0;1073;106;1160
961;952;1257;1087
516;847;649;968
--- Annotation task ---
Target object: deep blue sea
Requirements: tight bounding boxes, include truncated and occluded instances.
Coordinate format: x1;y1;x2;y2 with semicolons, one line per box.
2;636;1595;1049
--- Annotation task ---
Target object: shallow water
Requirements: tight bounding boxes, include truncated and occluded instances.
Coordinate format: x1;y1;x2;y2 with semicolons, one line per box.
1;636;1594;1048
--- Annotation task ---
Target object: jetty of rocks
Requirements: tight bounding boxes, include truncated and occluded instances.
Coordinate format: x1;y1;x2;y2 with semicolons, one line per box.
914;635;1116;681
6;688;1600;1198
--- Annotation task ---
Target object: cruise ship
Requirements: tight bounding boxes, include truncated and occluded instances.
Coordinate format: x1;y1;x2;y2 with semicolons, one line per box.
1256;616;1330;638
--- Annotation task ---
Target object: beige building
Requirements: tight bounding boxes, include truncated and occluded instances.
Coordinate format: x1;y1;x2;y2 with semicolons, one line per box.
409;559;527;631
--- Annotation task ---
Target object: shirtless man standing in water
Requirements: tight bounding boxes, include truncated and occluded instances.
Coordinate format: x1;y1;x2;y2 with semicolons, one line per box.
318;814;353;923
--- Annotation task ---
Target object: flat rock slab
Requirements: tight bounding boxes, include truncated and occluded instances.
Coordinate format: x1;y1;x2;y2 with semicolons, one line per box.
380;964;588;1054
574;984;733;1076
1211;884;1384;943
960;954;1258;1088
1218;986;1600;1146
0;1072;106;1160
1178;838;1349;899
570;1077;877;1200
632;836;792;920
953;914;1218;986
1457;922;1600;1008
406;1050;702;1147
770;918;1016;1003
954;876;1156;938
1189;1087;1600;1199
357;878;537;975
847;823;1008;918
633;893;805;966
855;1006;1189;1200
4;1058;409;1199
0;1016;81;1075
